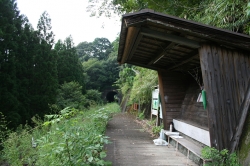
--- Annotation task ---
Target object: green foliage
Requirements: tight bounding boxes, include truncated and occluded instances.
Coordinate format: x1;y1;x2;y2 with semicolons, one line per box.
77;37;112;61
56;81;85;110
115;64;136;95
188;0;250;35
83;89;103;107
152;124;163;135
88;0;201;17
201;146;240;166
0;112;10;155
83;58;106;91
55;36;85;92
0;0;59;128
0;0;23;128
148;118;157;126
129;67;158;105
77;37;119;93
1;103;120;165
247;2;250;17
82;56;119;92
31;11;58;118
37;11;55;45
137;110;145;120
88;0;250;35
115;65;157;119
2;125;38;166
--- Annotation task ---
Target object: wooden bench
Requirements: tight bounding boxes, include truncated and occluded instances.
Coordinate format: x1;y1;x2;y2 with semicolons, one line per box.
164;130;211;165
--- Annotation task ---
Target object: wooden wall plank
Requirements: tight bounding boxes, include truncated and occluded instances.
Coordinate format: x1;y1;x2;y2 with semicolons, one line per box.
199;44;221;149
200;44;250;151
158;71;188;128
227;50;238;128
177;76;208;129
220;48;234;142
233;51;243;115
212;45;229;149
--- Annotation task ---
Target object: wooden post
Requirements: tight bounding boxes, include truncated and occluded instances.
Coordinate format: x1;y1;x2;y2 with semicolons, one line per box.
158;71;168;130
230;79;250;152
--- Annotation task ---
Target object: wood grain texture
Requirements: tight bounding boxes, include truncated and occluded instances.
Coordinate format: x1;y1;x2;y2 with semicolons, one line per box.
199;44;250;151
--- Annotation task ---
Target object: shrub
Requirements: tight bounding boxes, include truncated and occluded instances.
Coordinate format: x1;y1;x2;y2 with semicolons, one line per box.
152;124;163;135
1;103;120;165
56;81;85;110
201;146;240;166
83;89;103;108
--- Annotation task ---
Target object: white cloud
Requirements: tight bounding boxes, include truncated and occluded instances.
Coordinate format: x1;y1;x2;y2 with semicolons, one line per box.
16;0;121;45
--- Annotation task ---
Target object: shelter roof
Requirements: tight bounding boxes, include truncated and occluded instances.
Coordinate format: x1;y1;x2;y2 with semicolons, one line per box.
118;9;250;72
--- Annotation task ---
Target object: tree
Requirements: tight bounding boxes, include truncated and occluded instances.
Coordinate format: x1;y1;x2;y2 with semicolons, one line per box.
30;11;58;117
55;36;85;93
0;0;24;127
88;0;201;17
92;37;112;60
37;11;54;45
56;81;85;110
82;58;105;91
82;39;119;92
187;0;250;34
84;89;102;107
76;41;94;62
129;67;158;105
88;0;250;35
76;37;112;61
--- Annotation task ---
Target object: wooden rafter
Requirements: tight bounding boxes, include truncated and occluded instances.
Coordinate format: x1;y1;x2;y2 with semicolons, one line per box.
121;27;140;64
140;28;200;48
147;42;176;65
166;50;198;70
128;33;143;60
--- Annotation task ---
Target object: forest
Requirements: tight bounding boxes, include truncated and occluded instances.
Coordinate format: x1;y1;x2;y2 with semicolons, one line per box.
1;0;249;134
1;0;250;133
0;0;250;165
0;0;122;130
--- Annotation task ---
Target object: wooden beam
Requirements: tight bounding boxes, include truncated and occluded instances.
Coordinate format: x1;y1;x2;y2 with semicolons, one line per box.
128;33;143;60
141;28;200;48
121;27;140;64
147;42;176;65
199;44;220;149
230;79;250;152
158;71;168;130
166;50;198;70
128;61;168;72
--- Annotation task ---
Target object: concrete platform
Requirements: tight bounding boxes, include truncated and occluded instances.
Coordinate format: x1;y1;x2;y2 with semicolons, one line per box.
104;113;197;166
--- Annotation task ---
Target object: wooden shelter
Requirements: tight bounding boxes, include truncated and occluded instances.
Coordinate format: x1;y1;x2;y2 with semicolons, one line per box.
118;9;250;152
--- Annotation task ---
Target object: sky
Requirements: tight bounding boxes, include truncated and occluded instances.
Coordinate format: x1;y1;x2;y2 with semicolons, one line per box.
16;0;121;46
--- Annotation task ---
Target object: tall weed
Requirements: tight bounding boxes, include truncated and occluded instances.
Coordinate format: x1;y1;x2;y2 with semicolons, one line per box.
1;103;120;165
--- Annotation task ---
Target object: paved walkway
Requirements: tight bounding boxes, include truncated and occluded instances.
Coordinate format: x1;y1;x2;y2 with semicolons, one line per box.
104;113;197;166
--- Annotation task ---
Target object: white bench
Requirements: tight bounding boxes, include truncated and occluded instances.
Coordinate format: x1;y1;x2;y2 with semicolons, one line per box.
164;130;211;165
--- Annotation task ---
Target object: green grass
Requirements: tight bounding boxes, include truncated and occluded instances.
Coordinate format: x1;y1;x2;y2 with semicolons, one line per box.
1;103;120;166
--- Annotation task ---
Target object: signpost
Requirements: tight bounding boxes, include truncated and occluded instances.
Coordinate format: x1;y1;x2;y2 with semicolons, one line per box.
151;87;163;126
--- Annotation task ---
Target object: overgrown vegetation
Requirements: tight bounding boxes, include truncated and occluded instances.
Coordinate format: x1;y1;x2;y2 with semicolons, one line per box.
0;112;10;150
152;124;163;135
116;65;158;118
1;103;120;165
88;0;250;35
201;146;240;166
137;110;145;120
0;0;120;129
